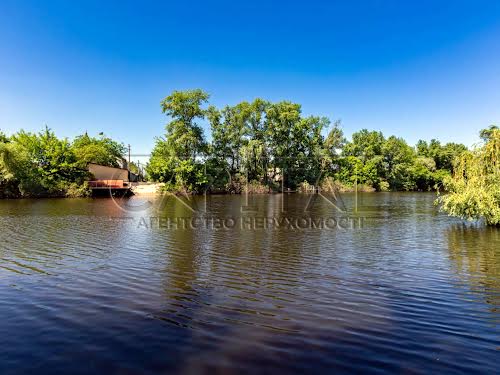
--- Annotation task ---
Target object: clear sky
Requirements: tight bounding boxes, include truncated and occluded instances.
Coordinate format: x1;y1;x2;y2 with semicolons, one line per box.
1;0;499;155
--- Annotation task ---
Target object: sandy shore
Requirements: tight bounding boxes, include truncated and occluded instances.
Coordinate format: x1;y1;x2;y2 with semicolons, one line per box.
131;182;164;195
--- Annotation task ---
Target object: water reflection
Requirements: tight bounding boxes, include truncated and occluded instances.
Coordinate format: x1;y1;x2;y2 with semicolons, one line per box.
0;194;499;373
446;224;500;314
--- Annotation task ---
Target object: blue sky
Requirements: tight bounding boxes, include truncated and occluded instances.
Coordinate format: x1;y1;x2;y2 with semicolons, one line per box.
1;0;499;155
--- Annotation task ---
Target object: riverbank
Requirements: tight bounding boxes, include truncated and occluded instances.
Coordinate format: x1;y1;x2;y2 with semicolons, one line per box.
131;182;165;195
0;180;437;199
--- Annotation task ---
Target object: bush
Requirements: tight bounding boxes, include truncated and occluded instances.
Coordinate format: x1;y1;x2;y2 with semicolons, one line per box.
243;180;270;194
377;180;390;192
66;182;92;198
298;181;313;193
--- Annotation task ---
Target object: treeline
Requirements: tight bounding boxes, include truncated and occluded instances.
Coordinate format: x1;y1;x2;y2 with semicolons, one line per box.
147;89;468;193
0;128;125;198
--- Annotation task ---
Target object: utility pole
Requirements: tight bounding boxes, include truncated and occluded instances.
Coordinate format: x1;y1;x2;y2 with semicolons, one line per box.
128;144;131;170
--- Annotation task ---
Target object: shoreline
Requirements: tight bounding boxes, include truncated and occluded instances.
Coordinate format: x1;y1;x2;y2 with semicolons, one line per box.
0;190;441;200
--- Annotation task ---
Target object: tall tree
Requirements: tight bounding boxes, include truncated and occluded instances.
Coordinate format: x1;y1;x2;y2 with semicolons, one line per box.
241;99;270;183
265;101;302;188
160;89;208;158
324;120;345;160
147;89;209;192
208;102;250;173
480;124;499;142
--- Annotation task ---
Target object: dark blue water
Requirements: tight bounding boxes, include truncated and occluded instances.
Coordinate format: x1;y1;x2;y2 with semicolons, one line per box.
0;193;499;374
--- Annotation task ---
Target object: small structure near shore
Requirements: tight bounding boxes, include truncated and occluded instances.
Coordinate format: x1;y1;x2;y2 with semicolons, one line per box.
87;163;132;196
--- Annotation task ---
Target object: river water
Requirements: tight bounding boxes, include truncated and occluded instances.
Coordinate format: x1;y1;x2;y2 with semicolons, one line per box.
0;193;499;374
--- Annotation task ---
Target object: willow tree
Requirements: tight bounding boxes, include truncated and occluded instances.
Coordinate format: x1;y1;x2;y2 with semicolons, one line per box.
438;128;500;225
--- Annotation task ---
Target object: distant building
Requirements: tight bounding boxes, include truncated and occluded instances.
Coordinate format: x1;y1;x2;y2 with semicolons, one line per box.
129;171;140;182
87;163;131;191
88;163;129;182
116;157;128;170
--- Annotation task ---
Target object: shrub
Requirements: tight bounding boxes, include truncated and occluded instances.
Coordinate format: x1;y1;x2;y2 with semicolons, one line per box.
66;182;92;198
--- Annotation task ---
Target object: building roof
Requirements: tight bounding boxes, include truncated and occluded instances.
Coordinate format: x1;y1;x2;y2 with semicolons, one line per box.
87;162;129;171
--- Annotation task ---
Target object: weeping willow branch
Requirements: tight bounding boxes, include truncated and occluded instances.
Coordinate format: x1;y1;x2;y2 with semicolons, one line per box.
438;130;500;226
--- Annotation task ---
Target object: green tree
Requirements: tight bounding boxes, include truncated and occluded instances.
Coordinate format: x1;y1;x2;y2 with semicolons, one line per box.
208;102;250;173
413;156;438;191
265;101;329;188
240;99;270;184
0;141;33;197
344;129;385;162
382;136;416;190
438;128;500;225
1;127;126;197
72;132;126;167
480;124;499;142
339;129;391;190
146;89;209;192
129;161;140;174
416;140;430;157
265;101;302;187
418;139;466;171
0;130;9;143
324;120;345;162
160;89;208;158
1;127;87;196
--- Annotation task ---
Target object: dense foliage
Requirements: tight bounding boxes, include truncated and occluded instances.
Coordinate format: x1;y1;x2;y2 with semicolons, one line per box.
147;89;468;194
339;131;467;192
438;127;500;226
0;128;125;197
72;133;126;168
147;89;209;192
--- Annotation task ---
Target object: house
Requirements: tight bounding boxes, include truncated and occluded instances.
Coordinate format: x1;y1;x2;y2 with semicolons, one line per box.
87;163;130;191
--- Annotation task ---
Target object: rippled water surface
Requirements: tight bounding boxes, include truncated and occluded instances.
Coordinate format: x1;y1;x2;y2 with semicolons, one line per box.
0;193;499;374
